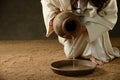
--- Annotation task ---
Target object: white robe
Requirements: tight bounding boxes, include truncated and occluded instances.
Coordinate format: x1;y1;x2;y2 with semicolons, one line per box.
41;0;120;62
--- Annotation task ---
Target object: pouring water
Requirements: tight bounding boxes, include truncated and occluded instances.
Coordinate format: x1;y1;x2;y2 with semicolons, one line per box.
71;36;75;69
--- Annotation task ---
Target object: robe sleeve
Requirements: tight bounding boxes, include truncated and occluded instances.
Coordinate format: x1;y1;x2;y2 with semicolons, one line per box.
41;0;60;37
84;0;118;42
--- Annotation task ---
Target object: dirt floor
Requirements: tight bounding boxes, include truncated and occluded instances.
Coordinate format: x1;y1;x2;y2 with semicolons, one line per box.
0;38;120;80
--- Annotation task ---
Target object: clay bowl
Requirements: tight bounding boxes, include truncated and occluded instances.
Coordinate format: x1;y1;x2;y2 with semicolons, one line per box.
50;59;96;76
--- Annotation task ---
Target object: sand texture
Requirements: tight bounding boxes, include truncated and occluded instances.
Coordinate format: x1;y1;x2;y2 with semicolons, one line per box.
0;39;120;80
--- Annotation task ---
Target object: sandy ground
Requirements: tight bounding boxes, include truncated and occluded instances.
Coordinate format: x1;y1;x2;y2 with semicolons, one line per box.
0;38;120;80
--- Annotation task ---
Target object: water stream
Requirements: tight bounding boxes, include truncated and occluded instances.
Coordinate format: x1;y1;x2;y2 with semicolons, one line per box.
71;36;75;69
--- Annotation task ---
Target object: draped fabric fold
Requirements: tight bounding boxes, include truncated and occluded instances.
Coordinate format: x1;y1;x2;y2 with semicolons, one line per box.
41;0;120;62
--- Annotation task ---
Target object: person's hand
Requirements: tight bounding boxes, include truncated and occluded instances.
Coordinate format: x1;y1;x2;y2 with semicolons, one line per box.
81;26;87;34
72;26;87;39
49;18;54;29
62;35;73;39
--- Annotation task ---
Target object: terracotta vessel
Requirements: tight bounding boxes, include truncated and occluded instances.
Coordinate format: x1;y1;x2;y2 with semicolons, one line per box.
53;11;81;39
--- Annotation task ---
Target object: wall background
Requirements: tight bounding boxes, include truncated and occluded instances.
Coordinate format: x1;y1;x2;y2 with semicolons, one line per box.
0;0;120;40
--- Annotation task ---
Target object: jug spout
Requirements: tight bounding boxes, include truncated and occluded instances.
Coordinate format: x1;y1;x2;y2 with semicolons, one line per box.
53;11;81;39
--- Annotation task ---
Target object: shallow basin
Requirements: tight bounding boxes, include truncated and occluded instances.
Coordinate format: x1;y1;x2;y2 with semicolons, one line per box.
50;59;96;76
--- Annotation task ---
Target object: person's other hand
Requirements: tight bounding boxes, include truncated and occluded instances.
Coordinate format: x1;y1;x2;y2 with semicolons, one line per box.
81;26;87;34
49;18;54;29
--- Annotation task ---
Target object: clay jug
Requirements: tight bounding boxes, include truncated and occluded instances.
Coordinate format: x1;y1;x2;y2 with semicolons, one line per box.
53;11;81;39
